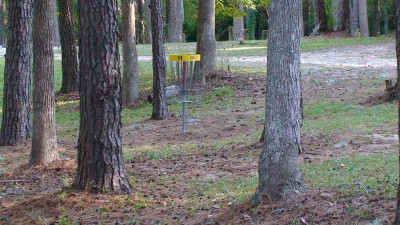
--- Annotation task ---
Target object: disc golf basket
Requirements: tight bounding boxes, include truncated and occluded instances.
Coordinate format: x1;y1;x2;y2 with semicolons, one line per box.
168;54;201;134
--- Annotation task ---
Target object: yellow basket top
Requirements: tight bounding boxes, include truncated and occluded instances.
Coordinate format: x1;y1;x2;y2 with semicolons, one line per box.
169;54;201;62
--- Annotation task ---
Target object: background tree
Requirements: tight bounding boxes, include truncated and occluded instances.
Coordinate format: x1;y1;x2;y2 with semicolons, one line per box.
337;0;350;32
350;0;359;36
358;0;369;37
253;0;303;202
311;0;328;35
383;0;389;34
167;0;184;42
395;0;400;223
150;0;168;119
373;0;380;36
122;0;139;104
30;0;59;165
0;0;32;146
303;0;311;36
145;0;152;43
52;0;60;47
195;0;216;85
233;3;244;40
74;0;131;193
58;0;78;94
0;0;6;46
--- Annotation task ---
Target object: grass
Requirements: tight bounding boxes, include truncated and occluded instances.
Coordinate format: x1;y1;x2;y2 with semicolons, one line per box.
303;153;398;199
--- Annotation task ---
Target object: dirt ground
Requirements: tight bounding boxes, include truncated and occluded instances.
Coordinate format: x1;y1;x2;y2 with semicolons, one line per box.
0;40;398;224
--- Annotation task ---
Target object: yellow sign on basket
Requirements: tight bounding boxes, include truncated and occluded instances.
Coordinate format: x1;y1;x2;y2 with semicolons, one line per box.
169;54;201;62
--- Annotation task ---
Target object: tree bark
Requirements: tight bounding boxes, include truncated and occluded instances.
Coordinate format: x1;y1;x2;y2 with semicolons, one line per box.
195;0;216;85
332;0;340;30
136;0;145;44
311;0;328;35
144;0;152;44
350;0;359;36
150;0;168;120
373;0;380;36
30;0;59;165
253;0;303;202
337;0;350;32
167;0;183;42
303;0;311;36
52;0;60;47
1;0;7;47
233;3;244;40
383;0;389;34
58;0;78;94
74;0;131;194
0;0;32;146
395;1;400;223
358;0;369;37
122;0;139;104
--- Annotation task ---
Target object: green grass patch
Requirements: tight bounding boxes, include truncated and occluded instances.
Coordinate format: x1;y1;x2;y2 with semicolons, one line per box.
302;154;398;198
303;101;397;135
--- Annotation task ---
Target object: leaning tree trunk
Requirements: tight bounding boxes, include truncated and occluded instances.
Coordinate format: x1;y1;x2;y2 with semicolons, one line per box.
74;0;131;194
358;0;369;37
150;0;168;120
311;0;328;35
337;0;350;32
52;0;60;47
167;0;183;42
253;0;303;202
195;0;216;85
233;3;244;40
30;0;59;165
350;0;359;36
373;0;380;36
0;0;32;146
144;0;152;44
122;0;139;104
58;0;78;94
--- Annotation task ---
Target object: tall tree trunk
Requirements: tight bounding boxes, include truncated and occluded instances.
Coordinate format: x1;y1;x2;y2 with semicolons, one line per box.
122;0;139;104
74;0;131;194
350;0;359;36
30;0;59;165
311;0;328;35
337;0;350;32
195;0;216;85
383;0;389;34
0;0;32;146
144;0;152;44
1;0;7;47
303;0;311;36
150;0;168;119
358;0;369;37
136;0;145;44
58;0;78;94
253;0;303;202
332;0;340;30
52;0;60;47
233;3;244;40
395;1;400;223
373;0;380;36
167;0;183;42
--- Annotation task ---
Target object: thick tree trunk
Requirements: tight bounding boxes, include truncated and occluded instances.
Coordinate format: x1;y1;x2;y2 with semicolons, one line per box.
74;0;131;194
350;0;359;36
0;0;32;146
337;0;350;32
303;0;311;36
373;0;380;36
150;0;168;120
253;0;303;202
195;0;216;85
383;0;389;34
58;0;78;94
52;0;60;47
144;0;152;44
233;3;244;40
358;0;369;37
30;0;59;165
167;0;183;42
395;1;400;224
122;0;139;104
311;0;328;35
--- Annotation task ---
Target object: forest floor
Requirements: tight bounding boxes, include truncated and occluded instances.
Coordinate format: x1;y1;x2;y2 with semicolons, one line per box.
0;40;399;224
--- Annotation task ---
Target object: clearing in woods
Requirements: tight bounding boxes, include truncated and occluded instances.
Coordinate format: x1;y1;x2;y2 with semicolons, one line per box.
0;39;398;224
